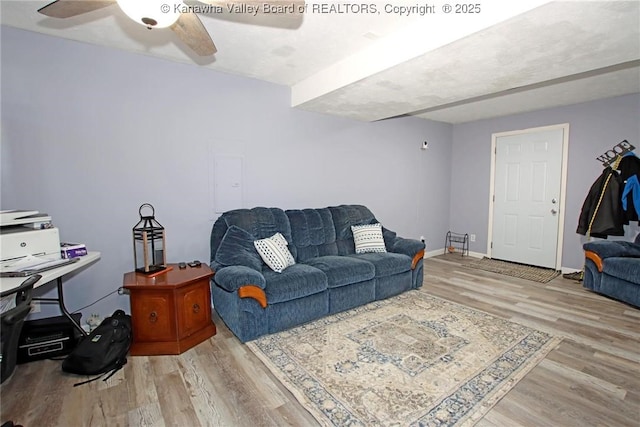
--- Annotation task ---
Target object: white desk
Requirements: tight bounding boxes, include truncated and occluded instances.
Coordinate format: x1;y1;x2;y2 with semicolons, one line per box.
0;251;101;336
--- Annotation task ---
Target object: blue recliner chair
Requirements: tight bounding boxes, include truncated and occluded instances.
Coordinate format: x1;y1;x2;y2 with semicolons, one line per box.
583;234;640;308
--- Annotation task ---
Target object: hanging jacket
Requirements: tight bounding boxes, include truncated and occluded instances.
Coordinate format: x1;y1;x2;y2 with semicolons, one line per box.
576;166;625;238
618;152;640;223
622;175;640;217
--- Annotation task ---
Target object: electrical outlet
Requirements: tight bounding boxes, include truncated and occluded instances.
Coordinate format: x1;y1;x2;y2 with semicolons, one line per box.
86;314;103;332
420;235;425;243
470;234;476;242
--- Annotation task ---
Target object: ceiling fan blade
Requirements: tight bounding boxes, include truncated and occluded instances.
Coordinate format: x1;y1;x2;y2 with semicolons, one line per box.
171;13;217;56
38;0;115;18
201;0;305;15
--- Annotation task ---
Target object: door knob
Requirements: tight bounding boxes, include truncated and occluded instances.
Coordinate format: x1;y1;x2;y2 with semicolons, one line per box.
551;209;558;215
551;198;557;204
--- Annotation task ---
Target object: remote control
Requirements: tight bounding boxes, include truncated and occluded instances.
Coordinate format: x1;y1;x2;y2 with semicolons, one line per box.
188;260;201;268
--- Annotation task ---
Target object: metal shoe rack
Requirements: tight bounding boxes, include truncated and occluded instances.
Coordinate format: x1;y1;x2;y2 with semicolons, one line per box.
444;231;469;256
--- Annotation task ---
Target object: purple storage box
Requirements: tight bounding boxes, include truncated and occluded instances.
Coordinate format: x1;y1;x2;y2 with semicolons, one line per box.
60;243;88;259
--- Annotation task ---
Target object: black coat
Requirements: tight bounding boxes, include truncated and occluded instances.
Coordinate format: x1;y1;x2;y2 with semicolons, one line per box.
577;167;625;238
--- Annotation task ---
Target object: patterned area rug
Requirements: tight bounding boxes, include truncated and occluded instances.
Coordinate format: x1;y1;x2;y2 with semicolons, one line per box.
466;257;561;283
246;291;561;426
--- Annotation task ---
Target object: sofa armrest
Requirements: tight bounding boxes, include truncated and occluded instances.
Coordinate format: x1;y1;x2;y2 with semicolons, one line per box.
214;266;268;309
213;266;266;292
389;237;426;269
584;250;603;272
583;241;640;259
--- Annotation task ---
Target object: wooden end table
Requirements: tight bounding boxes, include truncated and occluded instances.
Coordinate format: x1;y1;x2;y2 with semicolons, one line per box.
123;264;216;356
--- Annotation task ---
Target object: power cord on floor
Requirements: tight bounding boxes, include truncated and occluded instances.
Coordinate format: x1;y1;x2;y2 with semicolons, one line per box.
70;287;125;315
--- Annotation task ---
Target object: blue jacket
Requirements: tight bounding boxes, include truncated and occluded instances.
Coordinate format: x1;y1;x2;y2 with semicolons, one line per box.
619;152;640;222
622;174;640;216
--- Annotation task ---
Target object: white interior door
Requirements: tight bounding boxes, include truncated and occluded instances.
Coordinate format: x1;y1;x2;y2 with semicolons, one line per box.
490;127;566;269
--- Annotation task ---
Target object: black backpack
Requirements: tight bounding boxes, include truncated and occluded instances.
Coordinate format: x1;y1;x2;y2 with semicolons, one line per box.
62;309;132;386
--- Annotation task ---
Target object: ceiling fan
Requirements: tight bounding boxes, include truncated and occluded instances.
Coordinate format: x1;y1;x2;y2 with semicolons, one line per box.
37;0;305;57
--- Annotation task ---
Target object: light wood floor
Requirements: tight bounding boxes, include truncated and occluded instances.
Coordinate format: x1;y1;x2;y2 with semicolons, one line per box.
2;255;638;426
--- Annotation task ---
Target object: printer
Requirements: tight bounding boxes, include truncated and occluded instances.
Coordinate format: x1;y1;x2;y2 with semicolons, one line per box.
0;210;60;265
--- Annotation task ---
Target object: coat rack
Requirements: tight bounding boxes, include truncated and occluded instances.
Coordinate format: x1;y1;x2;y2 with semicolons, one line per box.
585;141;634;237
571;139;639;282
597;140;636;167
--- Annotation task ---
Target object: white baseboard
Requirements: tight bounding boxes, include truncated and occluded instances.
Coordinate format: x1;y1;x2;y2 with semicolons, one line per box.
468;251;486;259
424;248;486;259
424;248;443;258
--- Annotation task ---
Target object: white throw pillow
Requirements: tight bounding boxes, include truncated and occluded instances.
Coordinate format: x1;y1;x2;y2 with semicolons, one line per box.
254;232;296;273
351;223;387;254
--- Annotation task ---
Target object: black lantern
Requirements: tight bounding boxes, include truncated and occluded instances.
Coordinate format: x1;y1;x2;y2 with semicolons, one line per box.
132;203;167;274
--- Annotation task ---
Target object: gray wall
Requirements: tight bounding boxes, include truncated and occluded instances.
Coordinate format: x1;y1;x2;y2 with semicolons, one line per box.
1;26;452;319
450;93;640;270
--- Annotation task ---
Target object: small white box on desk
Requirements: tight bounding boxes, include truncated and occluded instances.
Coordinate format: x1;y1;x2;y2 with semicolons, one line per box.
60;242;88;259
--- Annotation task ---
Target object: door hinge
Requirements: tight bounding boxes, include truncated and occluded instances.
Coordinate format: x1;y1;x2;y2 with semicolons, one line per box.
490;242;493;249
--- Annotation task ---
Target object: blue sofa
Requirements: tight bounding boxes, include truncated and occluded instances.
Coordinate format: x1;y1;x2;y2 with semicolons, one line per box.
209;205;425;342
583;233;640;308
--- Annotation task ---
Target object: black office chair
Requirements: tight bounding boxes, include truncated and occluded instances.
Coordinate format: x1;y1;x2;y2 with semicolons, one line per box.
1;275;41;384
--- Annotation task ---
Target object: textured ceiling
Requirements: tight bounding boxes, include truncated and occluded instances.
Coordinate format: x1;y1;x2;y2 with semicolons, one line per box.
2;0;639;123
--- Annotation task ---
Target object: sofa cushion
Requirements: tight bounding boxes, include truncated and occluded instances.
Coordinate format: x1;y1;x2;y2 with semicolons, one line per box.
286;208;339;261
215;225;262;271
303;256;375;288
349;252;412;277
329;205;378;255
263;264;327;304
351;223;387;254
382;226;397;249
602;257;640;283
254;233;296;273
217;207;297;258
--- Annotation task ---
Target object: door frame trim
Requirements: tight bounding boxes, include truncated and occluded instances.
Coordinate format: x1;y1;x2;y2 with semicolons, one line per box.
486;123;570;270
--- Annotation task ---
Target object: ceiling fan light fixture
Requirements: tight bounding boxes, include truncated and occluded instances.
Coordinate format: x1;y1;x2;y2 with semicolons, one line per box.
116;0;182;29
